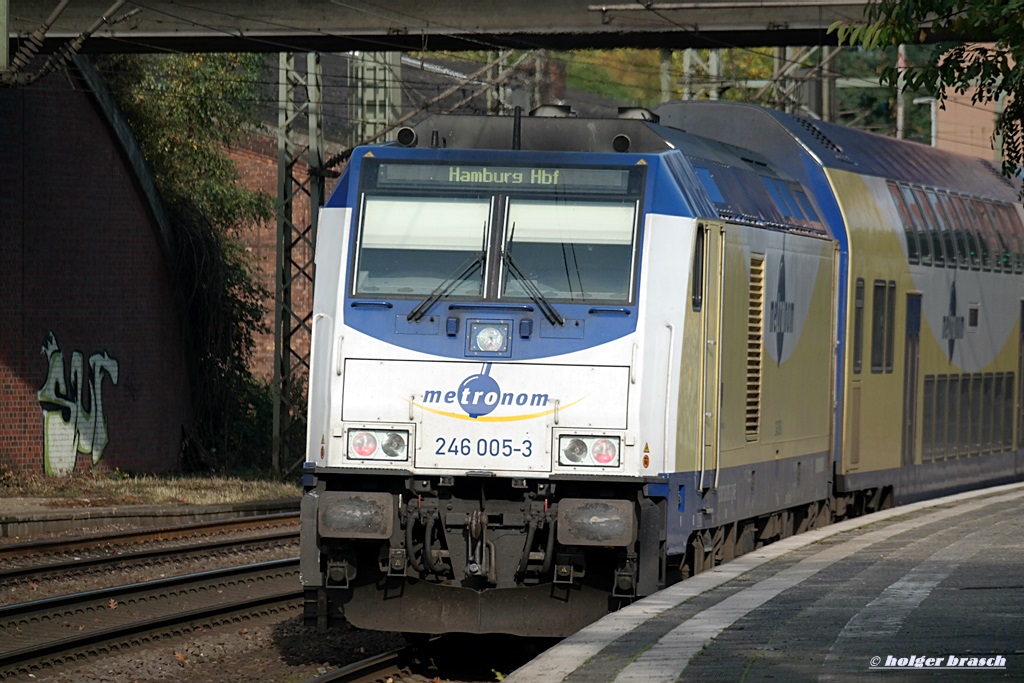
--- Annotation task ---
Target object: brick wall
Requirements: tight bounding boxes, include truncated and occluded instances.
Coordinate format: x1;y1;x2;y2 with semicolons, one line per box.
230;133;324;381
0;74;191;475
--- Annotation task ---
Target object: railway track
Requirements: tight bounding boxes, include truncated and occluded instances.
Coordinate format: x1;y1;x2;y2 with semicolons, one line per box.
0;512;299;560
0;516;543;681
0;558;302;679
303;635;557;683
303;648;414;683
0;513;299;596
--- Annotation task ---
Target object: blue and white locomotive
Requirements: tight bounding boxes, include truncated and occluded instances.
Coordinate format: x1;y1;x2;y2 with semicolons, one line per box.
300;102;1024;636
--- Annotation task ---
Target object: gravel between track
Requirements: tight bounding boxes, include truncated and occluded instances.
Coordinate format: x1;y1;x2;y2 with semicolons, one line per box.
23;614;407;683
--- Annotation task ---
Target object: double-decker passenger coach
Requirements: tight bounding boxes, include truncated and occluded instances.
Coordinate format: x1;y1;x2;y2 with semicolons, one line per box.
299;102;1024;636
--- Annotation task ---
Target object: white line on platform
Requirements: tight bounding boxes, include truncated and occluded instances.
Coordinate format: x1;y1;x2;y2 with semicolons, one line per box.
506;482;1024;683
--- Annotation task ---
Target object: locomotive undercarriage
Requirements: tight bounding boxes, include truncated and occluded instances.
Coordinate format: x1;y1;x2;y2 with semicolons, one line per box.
302;466;900;635
304;474;660;636
677;485;894;577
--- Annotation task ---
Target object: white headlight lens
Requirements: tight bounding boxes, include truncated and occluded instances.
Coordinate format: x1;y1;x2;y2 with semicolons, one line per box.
562;438;588;463
381;432;407;458
475;325;505;352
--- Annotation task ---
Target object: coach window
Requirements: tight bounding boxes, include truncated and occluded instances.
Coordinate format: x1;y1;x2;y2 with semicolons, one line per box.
922;375;935;461
970;198;997;271
776;180;805;219
983;373;996;453
970;374;984;453
870;280;887;373
988;202;1012;272
885;281;896;372
995;204;1024;274
947;194;981;269
692;227;705;311
965;197;994;271
952;195;986;269
793;189;819;221
888;182;919;264
975;199;1008;272
914;187;945;267
1002;372;1015;450
991;205;1014;273
992;374;1005;452
992;204;1013;272
853;278;865;374
1008;205;1024;274
1002;206;1024;273
760;176;789;220
900;185;931;265
926;189;961;268
935;375;949;459
946;375;961;457
954;376;970;456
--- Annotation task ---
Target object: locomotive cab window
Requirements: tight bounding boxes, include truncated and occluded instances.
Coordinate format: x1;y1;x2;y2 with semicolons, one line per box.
354;196;491;297
353;159;644;304
501;198;638;303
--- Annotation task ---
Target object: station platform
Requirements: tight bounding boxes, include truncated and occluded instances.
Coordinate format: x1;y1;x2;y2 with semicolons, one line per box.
509;483;1024;682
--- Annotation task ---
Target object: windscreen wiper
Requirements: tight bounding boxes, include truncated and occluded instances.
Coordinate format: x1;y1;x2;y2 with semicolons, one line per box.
502;243;564;326
407;252;484;322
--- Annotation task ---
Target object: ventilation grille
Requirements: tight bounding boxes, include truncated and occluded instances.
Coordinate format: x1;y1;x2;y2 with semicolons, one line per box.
746;256;765;439
794;117;853;164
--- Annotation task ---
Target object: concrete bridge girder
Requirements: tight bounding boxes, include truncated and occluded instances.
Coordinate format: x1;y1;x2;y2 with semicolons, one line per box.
7;0;868;53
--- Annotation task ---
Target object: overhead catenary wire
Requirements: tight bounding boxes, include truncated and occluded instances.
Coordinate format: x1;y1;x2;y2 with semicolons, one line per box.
22;0;130;85
319;49;530;171
106;0;851;99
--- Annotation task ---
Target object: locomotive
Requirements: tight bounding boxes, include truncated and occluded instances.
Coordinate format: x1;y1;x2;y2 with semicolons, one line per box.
299;101;1024;636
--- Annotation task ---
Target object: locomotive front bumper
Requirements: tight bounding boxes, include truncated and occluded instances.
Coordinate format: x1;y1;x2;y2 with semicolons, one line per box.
317;491;394;539
556;498;636;546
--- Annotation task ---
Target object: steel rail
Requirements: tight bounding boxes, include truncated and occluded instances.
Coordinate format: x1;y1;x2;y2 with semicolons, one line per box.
0;528;298;584
301;648;411;683
0;512;299;560
0;558;301;679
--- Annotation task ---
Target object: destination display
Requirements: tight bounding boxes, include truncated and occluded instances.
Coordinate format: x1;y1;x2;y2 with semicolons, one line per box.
369;161;639;195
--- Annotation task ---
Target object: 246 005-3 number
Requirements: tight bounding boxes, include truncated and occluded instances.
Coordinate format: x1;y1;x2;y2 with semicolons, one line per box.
435;437;533;458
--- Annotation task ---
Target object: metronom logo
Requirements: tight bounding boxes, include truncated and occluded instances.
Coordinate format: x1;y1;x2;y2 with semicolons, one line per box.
412;363;584;422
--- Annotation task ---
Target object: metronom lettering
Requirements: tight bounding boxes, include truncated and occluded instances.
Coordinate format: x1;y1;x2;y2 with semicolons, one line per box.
423;389;548;407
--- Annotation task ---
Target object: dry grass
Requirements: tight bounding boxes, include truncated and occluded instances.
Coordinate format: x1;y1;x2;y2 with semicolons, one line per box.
0;466;300;507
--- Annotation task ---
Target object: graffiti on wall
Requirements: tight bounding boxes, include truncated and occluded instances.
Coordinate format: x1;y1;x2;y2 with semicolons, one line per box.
37;333;120;475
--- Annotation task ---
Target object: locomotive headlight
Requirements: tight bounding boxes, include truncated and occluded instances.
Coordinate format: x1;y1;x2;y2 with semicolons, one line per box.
467;320;510;355
557;435;621;467
562;438;588;463
474;325;506;352
381;432;407;458
347;428;410;461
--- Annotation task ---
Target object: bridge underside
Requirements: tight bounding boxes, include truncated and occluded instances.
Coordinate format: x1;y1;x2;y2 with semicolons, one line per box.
8;0;866;53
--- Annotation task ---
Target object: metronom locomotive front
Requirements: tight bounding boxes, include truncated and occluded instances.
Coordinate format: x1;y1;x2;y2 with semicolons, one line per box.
299;102;1024;636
